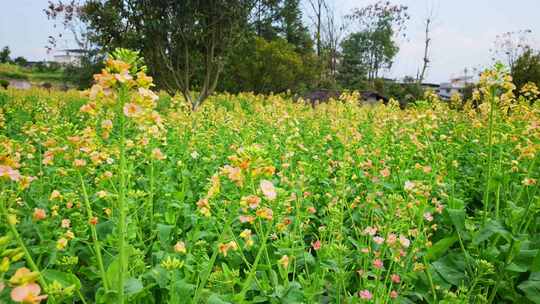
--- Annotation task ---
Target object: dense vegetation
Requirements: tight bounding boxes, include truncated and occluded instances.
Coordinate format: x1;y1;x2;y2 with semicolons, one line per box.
0;64;64;85
0;52;539;303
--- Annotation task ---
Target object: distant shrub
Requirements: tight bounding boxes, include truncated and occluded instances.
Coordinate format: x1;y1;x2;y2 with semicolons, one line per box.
32;62;61;73
0;63;29;80
0;79;8;89
13;56;28;66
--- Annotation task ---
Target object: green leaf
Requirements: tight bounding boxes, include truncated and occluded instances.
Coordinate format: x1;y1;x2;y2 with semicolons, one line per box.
425;235;458;261
532;250;540;272
157;224;174;248
518;272;540;304
208;293;231;304
432;253;467;286
124;277;143;296
446;208;466;234
106;257;121;289
506;263;529;273
473;220;511;245
169;278;195;302
42;269;81;289
147;265;169;288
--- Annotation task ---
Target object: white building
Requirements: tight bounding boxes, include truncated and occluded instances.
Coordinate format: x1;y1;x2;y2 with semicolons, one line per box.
439;76;474;100
52;49;87;66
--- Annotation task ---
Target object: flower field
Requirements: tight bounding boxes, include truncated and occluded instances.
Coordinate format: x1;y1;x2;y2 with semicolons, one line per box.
0;53;539;303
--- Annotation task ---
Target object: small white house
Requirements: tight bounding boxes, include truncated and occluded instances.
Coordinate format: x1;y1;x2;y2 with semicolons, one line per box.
439;76;474;100
52;49;87;66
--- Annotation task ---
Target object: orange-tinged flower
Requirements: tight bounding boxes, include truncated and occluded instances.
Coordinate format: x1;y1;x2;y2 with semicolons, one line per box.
399;235;410;248
222;165;243;186
49;190;62;201
404;181;415;191
359;290;372;300
0;165;21;182
196;198;211;217
522;177;537;186
239;215;255;224
241;195;261;209
9;268;40;285
10;283;47;303
174;241;186;254
312;240;321;251
260;180;277;200
278;255;290;268
73;159;86;167
123;103;141;117
33;209;46;221
114;70;133;83
89;217;98;226
240;229;252;240
61;219;71;229
101;119;113;130
56;238;68;250
380;167;390;178
256;207;273;221
218;241;237;257
138;87;159;102
65;230;75;240
151;148;166;160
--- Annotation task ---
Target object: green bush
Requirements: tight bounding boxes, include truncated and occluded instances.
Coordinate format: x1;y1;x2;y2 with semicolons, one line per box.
0;63;29;80
220;37;319;94
0;79;8;89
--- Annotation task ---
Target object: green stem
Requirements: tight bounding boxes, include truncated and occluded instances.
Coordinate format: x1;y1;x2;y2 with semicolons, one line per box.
423;256;438;302
237;223;271;302
483;88;497;222
78;172;109;291
117;86;128;303
149;159;155;229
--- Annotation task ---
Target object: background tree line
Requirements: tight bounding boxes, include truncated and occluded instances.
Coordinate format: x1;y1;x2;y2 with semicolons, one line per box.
40;0;540;109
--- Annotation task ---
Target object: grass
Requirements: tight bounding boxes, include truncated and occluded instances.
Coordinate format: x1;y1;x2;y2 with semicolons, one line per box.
0;63;64;83
0;59;538;304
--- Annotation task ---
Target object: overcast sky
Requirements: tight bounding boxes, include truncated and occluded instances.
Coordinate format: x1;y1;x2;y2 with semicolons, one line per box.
1;0;539;83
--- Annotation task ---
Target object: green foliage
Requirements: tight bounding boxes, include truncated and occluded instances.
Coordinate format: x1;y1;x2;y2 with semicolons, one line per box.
109;48;147;74
340;0;409;83
13;56;28;66
221;37;318;93
0;64;29;80
512;49;540;91
0;46;10;64
63;57;104;89
0;79;8;89
377;79;424;104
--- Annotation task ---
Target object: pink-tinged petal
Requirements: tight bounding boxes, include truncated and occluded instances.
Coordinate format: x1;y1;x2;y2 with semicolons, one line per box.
25;283;41;295
11;285;30;301
260;180;277;200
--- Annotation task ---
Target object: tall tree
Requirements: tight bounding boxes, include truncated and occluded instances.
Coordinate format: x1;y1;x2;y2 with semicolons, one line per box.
306;0;326;56
492;29;533;72
0;46;11;64
49;0;252;110
343;1;409;81
279;0;313;53
512;48;540;91
417;1;438;84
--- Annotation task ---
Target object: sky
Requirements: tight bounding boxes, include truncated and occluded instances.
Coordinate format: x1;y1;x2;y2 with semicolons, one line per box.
1;0;539;83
